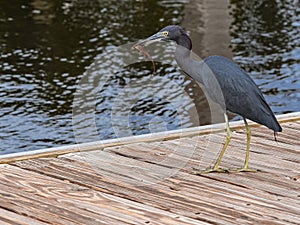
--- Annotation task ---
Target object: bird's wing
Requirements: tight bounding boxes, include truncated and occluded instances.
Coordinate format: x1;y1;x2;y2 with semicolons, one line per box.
202;56;276;123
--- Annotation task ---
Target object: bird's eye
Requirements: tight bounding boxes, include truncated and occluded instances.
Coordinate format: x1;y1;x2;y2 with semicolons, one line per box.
161;31;169;37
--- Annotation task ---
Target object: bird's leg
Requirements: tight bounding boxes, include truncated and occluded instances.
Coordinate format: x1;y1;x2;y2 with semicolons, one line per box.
243;118;251;169
195;114;232;174
230;118;257;172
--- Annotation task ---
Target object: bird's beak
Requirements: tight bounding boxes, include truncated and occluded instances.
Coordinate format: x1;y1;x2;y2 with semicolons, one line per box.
136;33;165;47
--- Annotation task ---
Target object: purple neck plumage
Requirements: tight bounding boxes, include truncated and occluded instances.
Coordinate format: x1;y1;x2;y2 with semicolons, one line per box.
175;32;192;51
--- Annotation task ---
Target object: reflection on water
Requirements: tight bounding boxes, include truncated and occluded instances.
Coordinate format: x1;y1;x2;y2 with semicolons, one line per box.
0;0;188;154
230;0;300;114
0;0;299;154
71;42;205;144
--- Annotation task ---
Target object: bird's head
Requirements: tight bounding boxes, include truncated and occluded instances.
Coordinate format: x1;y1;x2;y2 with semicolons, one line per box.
136;25;191;50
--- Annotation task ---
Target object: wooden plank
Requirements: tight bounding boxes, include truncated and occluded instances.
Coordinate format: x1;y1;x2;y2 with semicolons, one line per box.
10;156;270;224
1;112;299;164
0;208;48;225
0;164;206;225
0;114;299;224
100;123;299;177
106;143;300;202
11;148;300;224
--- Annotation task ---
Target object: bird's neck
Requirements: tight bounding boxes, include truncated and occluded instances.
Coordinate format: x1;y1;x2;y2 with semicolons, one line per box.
174;33;193;67
175;42;192;72
175;41;205;85
176;33;192;50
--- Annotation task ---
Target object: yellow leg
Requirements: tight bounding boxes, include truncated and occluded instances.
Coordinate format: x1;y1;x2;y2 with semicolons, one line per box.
244;118;251;169
230;118;256;172
194;115;257;174
213;113;231;170
196;113;232;174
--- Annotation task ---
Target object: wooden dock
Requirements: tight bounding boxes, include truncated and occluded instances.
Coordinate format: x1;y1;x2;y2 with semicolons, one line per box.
0;112;300;225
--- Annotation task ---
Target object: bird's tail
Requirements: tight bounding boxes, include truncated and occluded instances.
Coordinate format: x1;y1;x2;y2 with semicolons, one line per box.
260;112;282;133
267;113;282;132
256;94;282;132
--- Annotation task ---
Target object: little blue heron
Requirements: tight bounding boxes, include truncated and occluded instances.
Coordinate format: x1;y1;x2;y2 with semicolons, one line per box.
135;25;282;173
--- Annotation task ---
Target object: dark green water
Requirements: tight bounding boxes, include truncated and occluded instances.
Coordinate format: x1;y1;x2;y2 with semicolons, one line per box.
0;0;299;154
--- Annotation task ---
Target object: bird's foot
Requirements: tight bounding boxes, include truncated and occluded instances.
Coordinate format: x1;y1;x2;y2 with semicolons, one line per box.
193;167;258;174
193;167;230;175
228;167;257;173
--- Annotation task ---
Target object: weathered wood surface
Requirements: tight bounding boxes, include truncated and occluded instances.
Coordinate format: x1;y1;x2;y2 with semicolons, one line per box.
0;119;299;224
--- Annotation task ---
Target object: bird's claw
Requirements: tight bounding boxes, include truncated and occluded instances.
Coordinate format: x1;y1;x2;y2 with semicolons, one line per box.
192;167;258;174
193;167;230;174
228;167;258;173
